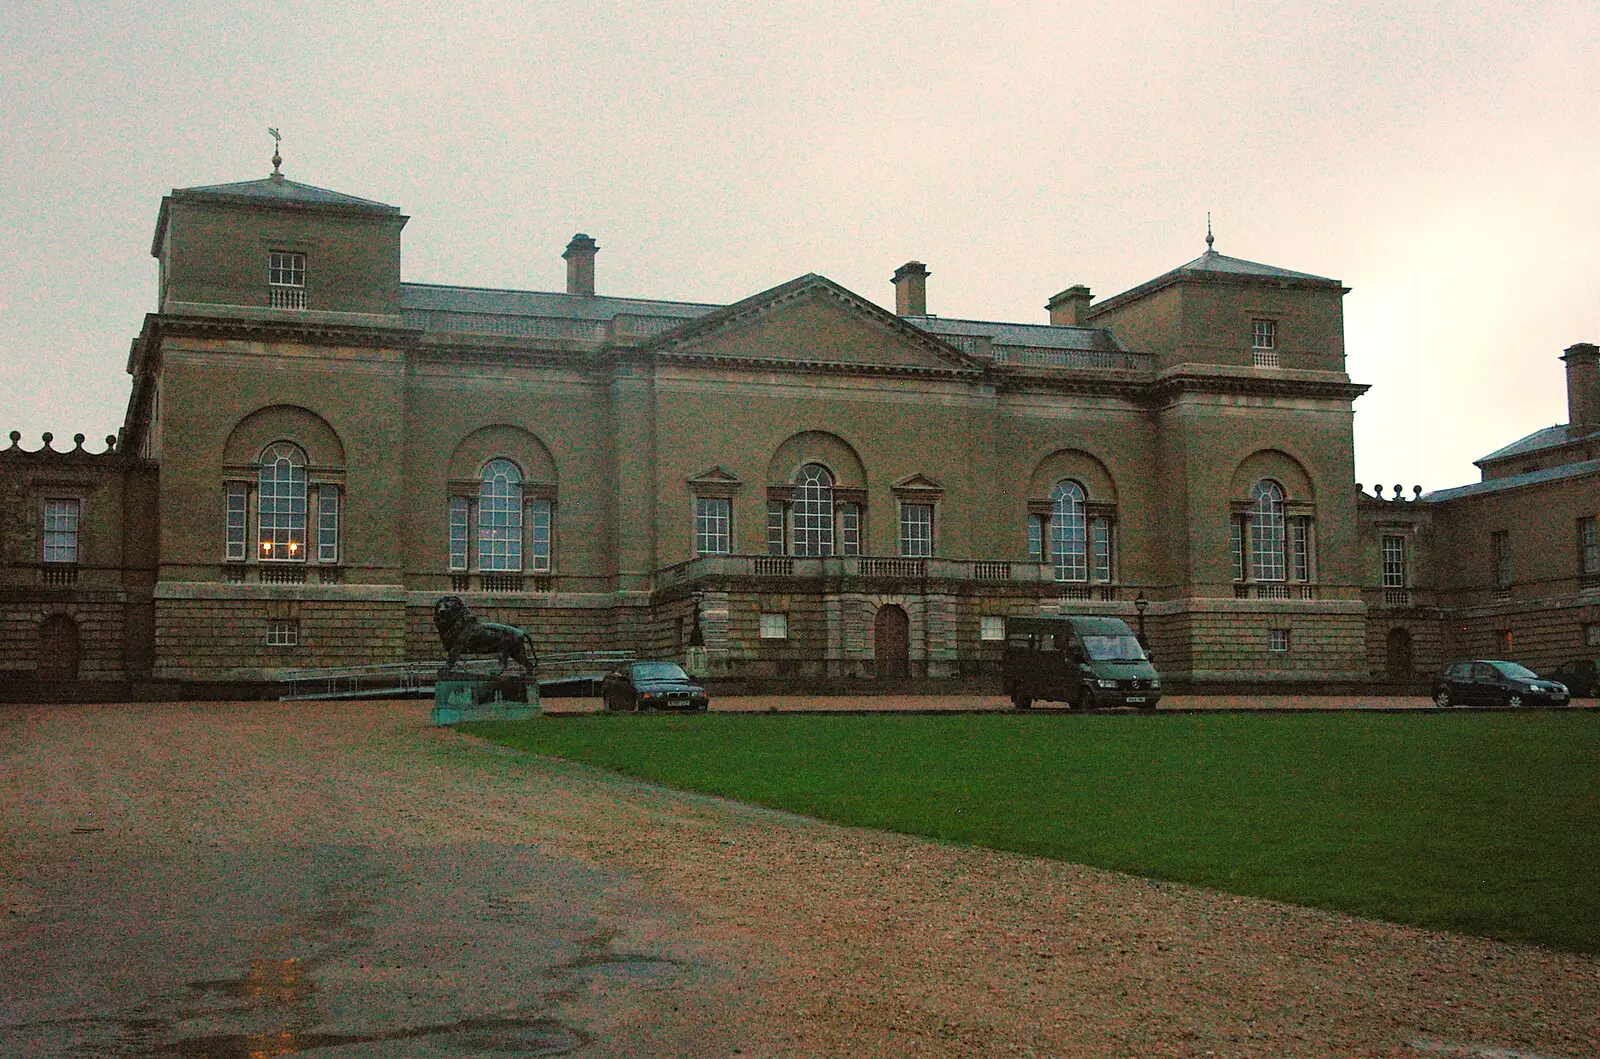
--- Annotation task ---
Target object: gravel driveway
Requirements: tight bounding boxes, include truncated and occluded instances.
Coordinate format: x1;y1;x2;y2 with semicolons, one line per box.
2;700;1596;1058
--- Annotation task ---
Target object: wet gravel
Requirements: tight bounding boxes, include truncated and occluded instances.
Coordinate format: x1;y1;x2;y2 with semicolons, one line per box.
2;699;1596;1058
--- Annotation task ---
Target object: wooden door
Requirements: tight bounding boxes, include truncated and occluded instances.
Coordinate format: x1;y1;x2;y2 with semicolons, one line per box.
874;605;909;679
1385;627;1413;681
37;613;80;681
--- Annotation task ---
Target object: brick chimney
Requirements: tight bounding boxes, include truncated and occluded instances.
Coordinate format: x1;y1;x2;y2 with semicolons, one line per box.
892;261;929;316
563;233;598;296
1564;342;1600;431
1046;285;1093;326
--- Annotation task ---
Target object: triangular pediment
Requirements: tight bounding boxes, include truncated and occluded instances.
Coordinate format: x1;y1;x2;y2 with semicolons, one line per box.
892;473;944;492
687;465;742;485
646;274;985;375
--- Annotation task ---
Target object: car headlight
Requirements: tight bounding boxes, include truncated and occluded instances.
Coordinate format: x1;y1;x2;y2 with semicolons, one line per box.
1150;679;1162;689
1096;679;1120;689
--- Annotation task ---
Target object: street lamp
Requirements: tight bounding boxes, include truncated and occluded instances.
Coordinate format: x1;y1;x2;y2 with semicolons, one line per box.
1133;590;1149;644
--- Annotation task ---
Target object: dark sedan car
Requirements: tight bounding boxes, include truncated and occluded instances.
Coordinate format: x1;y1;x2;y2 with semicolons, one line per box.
601;661;710;712
1431;660;1570;708
1541;658;1598;698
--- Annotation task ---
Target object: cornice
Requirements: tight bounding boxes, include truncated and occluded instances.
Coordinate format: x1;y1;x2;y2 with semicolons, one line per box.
655;349;983;379
1150;371;1370;403
152;312;422;350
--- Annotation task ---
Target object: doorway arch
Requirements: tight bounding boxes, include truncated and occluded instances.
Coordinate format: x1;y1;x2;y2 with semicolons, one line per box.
874;605;909;679
1385;627;1413;681
38;613;81;681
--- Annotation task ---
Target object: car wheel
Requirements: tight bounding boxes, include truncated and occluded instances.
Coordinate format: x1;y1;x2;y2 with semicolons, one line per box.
1506;692;1523;708
1011;692;1033;710
1433;687;1451;708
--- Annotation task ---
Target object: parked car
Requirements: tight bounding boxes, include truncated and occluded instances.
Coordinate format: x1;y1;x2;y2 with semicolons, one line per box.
601;661;710;712
1430;660;1571;708
1002;615;1161;711
1540;658;1598;698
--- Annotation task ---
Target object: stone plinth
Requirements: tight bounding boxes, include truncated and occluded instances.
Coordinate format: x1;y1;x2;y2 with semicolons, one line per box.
430;672;540;725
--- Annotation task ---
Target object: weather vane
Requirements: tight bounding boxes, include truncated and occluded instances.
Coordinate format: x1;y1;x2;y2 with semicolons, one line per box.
1205;212;1215;252
269;127;282;176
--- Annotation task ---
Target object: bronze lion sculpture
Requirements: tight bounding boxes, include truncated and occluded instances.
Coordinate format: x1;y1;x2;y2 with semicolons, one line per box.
433;596;538;675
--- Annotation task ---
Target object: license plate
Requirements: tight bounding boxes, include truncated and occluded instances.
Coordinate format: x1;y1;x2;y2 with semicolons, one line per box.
1126;697;1146;704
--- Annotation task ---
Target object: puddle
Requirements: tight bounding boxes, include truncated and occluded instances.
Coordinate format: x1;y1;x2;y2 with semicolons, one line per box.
150;1016;586;1056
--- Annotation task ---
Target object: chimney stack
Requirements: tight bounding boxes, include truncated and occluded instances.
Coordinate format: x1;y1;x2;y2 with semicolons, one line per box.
1563;341;1600;431
892;261;930;316
563;233;598;296
1046;285;1093;326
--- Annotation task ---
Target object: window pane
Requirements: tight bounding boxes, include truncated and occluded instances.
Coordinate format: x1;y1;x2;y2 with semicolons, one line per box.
526;499;552;572
792;464;834;557
258;443;307;561
839;502;861;556
766;501;786;556
1091;517;1112;582
1382;534;1407;588
1290;517;1310;582
42;499;80;563
1230;517;1244;581
1580;517;1599;575
1028;515;1044;563
479;459;523;572
225;486;247;561
448;497;470;571
696;497;731;555
900;504;932;558
979;615;1006;641
318;485;340;564
759;612;788;639
1050;481;1086;582
1249;480;1286;581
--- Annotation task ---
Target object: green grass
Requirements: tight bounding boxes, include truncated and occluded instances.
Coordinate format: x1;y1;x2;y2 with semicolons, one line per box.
463;712;1600;953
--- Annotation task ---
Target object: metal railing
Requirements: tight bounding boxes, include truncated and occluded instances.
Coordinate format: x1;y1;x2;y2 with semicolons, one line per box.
278;649;634;702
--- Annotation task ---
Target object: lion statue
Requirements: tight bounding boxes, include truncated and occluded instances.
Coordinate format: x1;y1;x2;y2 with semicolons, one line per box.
433;596;538;675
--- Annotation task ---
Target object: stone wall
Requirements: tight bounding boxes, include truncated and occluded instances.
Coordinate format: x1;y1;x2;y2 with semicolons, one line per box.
0;589;129;680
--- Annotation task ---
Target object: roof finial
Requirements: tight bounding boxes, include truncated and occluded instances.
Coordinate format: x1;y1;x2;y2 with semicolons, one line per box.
1205;212;1215;253
268;127;283;180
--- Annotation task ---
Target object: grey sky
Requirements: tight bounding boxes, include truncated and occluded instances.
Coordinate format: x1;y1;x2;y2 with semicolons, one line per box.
4;0;1596;490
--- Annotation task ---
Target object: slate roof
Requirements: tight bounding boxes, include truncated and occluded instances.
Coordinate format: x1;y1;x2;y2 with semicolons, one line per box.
401;282;719;322
903;315;1124;352
1474;424;1599;465
172;175;400;212
1088;248;1345;317
1420;458;1600;502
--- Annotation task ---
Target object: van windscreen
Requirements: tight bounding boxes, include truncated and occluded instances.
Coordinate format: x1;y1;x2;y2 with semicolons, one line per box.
1081;634;1147;662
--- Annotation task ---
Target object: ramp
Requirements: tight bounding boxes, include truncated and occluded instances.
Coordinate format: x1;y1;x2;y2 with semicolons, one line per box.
278;650;634;702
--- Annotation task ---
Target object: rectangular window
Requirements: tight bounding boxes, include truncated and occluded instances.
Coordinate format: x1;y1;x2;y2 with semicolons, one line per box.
266;619;299;647
448;497;470;572
1289;518;1311;582
1382;534;1407;588
1252;319;1278;367
225;485;248;562
1230;517;1244;582
317;486;340;564
268;251;306;309
1579;516;1599;575
900;504;933;558
1268;627;1290;652
1495;628;1513;654
979;615;1006;642
1028;515;1045;563
1491;530;1511;588
1251;511;1286;582
526;499;552;573
766;501;786;556
480;492;523;572
42;499;80;563
759;612;788;639
695;497;732;556
838;502;860;557
1090;517;1112;583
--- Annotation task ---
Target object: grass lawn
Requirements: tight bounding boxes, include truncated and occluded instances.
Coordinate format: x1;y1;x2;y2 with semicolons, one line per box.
464;711;1600;953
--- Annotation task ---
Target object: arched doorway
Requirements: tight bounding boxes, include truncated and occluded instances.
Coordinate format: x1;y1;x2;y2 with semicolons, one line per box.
38;613;80;681
874;605;909;679
1386;627;1413;681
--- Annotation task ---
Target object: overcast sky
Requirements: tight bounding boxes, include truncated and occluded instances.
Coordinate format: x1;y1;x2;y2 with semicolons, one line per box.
4;0;1597;491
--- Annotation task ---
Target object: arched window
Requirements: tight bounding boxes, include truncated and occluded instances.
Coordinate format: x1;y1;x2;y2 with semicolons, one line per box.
257;442;308;562
1249;479;1286;582
478;459;523;572
792;463;835;556
1050;481;1087;582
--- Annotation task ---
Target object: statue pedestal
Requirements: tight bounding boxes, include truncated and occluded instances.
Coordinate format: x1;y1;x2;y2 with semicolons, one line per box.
430;673;540;725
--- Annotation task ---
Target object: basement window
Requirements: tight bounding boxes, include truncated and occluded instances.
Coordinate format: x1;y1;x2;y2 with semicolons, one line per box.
266;619;299;647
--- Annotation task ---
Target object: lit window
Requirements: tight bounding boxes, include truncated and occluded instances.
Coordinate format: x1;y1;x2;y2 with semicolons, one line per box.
1252;319;1278;367
479;459;523;572
269;251;306;309
318;485;340;564
1579;517;1598;576
792;464;834;556
267;619;299;647
258;443;307;562
1495;628;1512;654
900;504;933;558
526;498;552;572
448;497;470;571
1249;480;1286;582
980;615;1006;641
42;499;80;564
759;612;788;639
225;485;248;561
696;497;732;555
1268;628;1290;652
1050;480;1087;582
1491;530;1511;588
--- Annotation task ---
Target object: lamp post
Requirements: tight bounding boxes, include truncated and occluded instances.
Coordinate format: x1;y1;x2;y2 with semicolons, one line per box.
1133;590;1149;645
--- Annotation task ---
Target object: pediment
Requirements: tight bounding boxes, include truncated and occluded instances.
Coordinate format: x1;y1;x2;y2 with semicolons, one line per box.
687;464;743;496
892;473;944;493
646;275;984;375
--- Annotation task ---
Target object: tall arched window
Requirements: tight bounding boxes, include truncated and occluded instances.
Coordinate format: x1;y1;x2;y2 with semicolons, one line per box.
1249;479;1286;582
258;442;308;561
479;459;523;572
1050;480;1087;582
792;464;835;556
